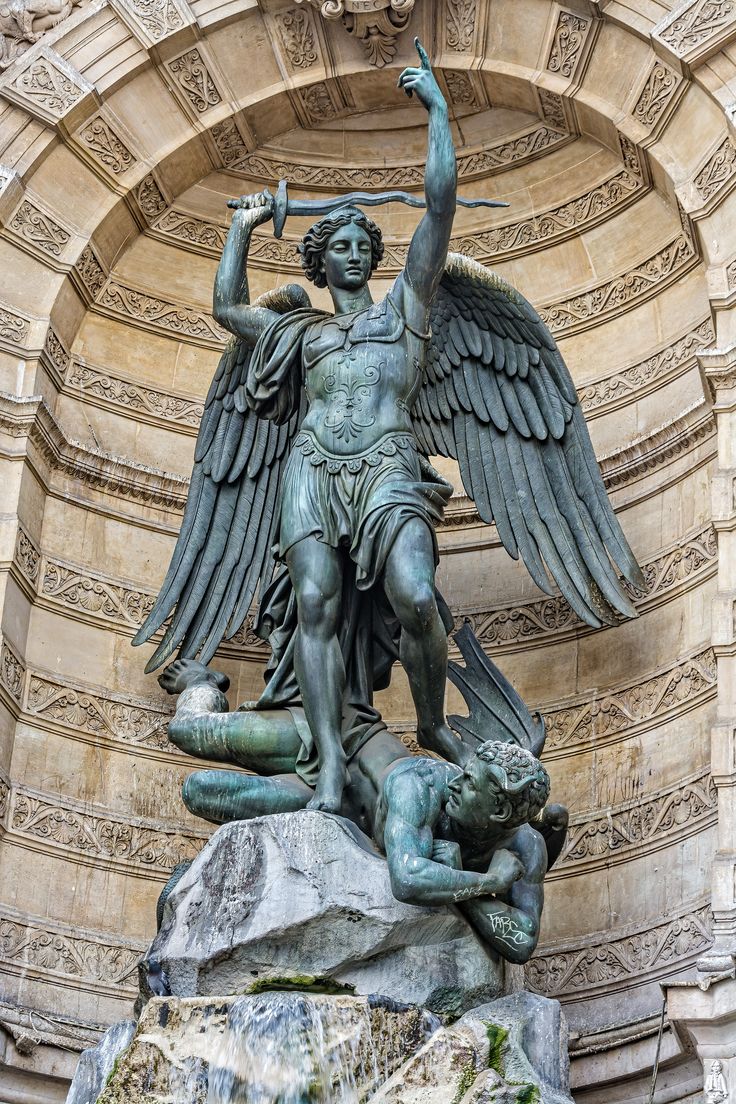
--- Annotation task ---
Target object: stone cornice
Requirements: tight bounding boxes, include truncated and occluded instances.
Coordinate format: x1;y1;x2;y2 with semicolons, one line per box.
543;646;716;757
73;223;700;348
0;904;144;999
213;119;574;189
47;317;712;446
457;525;717;654
0;392;717;533
2;781;208;879
537;226;699;338
527;899;712;1001
136;155;649;272
552;768;716;878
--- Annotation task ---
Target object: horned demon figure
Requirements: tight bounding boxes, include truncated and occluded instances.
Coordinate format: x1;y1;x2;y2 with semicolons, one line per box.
134;41;643;824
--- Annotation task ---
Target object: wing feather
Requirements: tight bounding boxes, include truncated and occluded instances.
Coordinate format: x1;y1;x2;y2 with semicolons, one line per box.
413;254;644;626
133;287;313;671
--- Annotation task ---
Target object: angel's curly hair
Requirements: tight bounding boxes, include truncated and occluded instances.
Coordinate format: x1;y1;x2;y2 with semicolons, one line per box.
474;741;550;828
297;206;384;288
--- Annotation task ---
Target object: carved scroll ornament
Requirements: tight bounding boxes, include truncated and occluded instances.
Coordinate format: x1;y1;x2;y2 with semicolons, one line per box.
295;0;414;67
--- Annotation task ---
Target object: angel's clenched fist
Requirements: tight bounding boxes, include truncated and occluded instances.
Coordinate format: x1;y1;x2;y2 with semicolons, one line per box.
228;189;274;225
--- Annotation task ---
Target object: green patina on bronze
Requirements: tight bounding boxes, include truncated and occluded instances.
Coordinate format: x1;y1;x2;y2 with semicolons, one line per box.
135;37;643;970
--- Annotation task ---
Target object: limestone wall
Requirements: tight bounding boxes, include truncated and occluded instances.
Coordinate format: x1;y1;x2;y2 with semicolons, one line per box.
0;1;735;1101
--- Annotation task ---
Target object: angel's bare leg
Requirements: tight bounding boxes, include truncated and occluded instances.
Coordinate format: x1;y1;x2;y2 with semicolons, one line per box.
383;519;468;766
161;658;302;774
182;769;312;824
286;536;349;814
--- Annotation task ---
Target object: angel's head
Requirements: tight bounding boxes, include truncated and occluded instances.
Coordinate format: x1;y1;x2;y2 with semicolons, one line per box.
446;740;549;833
298;206;384;291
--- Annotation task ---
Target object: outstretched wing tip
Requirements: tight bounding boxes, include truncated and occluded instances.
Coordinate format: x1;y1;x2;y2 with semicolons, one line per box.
418;255;644;632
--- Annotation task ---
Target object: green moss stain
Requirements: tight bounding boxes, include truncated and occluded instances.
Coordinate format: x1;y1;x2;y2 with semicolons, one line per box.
515;1086;539;1104
245;975;356;996
450;1059;477;1104
483;1022;508;1074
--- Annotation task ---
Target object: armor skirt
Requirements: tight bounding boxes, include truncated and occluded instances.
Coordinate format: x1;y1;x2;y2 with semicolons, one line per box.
276;430;453;588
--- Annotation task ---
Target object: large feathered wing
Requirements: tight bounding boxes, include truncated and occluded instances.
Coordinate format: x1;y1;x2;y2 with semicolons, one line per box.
412;254;645;627
133;285;315;672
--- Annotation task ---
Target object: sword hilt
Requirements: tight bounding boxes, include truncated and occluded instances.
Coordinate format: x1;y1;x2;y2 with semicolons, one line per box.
272;179;289;239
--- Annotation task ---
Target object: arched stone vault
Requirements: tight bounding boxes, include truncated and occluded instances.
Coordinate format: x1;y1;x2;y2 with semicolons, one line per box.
0;1;735;1100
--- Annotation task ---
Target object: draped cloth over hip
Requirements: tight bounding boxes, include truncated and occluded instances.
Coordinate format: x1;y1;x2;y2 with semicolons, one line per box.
244;308;455;786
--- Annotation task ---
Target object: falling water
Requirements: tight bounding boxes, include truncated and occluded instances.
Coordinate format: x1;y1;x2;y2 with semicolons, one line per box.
165;992;400;1104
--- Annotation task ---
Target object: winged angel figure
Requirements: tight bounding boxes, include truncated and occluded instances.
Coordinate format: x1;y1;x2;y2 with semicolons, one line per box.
134;42;643;816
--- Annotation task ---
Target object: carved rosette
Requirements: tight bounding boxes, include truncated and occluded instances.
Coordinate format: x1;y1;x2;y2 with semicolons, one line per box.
296;0;414;67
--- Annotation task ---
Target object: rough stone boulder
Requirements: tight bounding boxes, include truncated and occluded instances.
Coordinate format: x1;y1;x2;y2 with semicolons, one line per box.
148;811;504;1016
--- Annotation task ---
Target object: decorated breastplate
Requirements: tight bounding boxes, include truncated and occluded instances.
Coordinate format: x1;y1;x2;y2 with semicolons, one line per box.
302;295;407;371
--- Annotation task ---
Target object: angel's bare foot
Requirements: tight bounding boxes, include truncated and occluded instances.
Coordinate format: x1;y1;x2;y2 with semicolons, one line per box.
158;658;230;696
306;762;349;813
417;722;470;766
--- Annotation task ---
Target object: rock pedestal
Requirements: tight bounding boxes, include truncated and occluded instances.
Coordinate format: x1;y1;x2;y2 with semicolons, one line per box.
149;812;505;1018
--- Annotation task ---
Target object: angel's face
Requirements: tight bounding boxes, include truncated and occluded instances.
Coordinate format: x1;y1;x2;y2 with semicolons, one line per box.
320;222;373;292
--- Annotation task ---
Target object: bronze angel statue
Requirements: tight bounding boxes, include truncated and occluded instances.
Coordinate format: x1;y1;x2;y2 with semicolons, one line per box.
134;41;644;817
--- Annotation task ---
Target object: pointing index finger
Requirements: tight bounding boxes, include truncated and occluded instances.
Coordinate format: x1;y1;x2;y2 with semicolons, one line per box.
414;37;431;69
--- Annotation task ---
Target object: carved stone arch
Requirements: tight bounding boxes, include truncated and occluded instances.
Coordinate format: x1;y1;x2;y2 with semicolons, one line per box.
1;2;736;1099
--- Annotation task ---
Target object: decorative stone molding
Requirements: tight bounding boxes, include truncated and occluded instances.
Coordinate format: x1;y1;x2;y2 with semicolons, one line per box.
0;300;31;346
444;0;476;51
546;9;591;79
42;323;70;376
65;359;204;431
578;318;714;417
632;58;682;130
294;80;340;124
0;774;9;820
620;134;644;179
74;236;225;346
460;526;717;653
97;279;226;345
555;769;716;876
40;557;155;630
134;174;167;222
73;243;106;299
148;207;227;252
0;905;144;995
13;524;40;584
274;8;318;71
692;136;736;205
27;670;171;752
110;0;187;44
1;47;91;123
0;637;25;705
76;115;135;178
6;197;71;257
444;70;476;107
0;392;190;512
0;390;715;541
527;901;712;1000
542;648;717;755
146;161;646;270
653;0;736;66
7;783;207;874
210;118;252;169
26;527;717;666
220;119;571;187
537;87;566;130
600;403;714;492
537;227;698;337
164;48;222;114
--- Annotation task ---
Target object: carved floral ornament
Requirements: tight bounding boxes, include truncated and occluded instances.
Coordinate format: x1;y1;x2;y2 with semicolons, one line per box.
294;0;414;67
